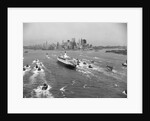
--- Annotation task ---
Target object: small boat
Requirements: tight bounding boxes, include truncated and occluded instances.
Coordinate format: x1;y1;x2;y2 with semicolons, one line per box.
32;83;52;98
32;59;39;64
23;65;31;71
122;63;127;67
57;56;76;69
23;67;26;71
77;61;87;68
24;64;30;68
106;65;113;71
32;67;44;74
24;51;28;53
122;60;127;67
88;64;93;68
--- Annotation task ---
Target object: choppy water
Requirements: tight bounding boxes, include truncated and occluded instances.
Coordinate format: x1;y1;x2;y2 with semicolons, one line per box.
23;49;127;98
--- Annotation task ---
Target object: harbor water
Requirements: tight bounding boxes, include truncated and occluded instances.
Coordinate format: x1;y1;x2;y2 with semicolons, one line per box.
23;49;127;98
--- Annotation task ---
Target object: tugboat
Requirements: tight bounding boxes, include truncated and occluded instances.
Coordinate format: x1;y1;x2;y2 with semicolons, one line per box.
57;51;76;69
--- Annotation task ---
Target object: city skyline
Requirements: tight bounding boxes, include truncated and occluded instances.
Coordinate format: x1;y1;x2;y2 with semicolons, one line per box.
23;22;127;46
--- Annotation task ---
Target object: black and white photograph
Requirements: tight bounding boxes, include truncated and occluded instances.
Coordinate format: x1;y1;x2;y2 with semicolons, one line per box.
23;22;127;98
8;8;142;113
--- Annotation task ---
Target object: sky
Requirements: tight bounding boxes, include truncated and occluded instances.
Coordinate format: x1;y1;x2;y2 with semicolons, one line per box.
23;22;127;46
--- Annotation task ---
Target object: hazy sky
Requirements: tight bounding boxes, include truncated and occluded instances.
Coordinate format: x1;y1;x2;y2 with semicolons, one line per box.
23;22;127;46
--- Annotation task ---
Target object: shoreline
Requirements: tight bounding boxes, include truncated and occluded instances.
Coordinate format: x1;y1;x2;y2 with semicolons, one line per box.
105;49;127;55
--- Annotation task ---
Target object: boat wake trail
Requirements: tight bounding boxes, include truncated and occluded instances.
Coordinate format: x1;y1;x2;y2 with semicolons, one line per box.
27;60;54;98
83;84;88;88
60;85;67;97
29;61;48;84
30;70;54;98
71;80;76;85
60;85;67;92
76;63;123;80
94;57;100;59
23;71;26;76
29;72;39;84
23;68;31;76
122;66;127;69
31;85;54;98
76;67;94;79
60;85;74;97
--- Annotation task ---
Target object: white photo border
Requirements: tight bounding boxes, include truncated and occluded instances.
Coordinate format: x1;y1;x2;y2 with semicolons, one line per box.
8;8;142;113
